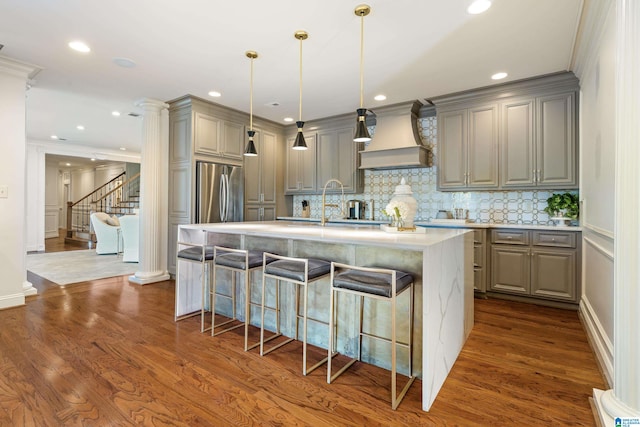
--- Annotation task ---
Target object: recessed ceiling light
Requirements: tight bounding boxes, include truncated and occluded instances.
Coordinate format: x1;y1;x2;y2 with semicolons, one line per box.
283;117;294;123
120;147;127;151
68;41;91;53
65;163;71;166
90;158;96;161
113;57;136;68
208;91;221;97
491;72;508;80
77;125;85;130
374;94;387;101
112;111;121;117
50;135;58;140
467;0;492;14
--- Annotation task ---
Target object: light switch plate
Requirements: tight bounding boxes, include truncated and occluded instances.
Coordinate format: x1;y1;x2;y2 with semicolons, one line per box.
0;185;8;198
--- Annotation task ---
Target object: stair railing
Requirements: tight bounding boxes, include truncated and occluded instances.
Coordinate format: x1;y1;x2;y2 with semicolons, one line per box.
65;172;140;238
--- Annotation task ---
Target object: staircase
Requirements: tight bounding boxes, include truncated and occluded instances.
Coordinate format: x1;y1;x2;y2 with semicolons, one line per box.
65;172;140;247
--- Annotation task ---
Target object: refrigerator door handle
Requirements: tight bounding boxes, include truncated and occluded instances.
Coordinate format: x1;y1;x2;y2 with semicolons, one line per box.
219;173;226;222
224;174;231;222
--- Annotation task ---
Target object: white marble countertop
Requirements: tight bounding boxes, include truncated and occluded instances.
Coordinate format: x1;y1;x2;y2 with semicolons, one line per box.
276;216;582;232
180;220;470;251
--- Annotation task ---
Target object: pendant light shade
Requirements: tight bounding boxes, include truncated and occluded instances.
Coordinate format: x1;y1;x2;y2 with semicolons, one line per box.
292;121;307;150
245;130;257;156
354;108;371;142
292;30;308;150
244;51;258;157
354;5;372;143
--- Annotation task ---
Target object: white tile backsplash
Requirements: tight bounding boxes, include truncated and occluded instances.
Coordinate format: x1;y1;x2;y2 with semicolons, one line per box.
292;116;578;226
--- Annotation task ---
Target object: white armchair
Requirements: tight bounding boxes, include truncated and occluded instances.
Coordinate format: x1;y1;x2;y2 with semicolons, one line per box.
118;215;139;263
90;212;121;255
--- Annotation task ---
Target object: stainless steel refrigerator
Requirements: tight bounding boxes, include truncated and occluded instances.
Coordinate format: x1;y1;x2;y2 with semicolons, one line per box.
195;161;243;224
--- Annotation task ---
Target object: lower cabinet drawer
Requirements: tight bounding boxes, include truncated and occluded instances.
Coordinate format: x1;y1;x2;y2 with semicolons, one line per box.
532;231;576;248
491;229;529;245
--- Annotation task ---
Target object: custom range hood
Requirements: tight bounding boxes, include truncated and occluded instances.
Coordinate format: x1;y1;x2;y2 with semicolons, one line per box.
359;100;432;170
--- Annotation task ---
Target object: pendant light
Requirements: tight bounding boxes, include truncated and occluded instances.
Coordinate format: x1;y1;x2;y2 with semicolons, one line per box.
353;4;372;143
292;30;308;150
244;51;258;156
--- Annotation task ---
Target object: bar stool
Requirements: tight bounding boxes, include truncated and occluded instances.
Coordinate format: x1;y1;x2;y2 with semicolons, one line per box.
260;252;331;376
327;262;415;410
175;233;214;332
212;246;272;351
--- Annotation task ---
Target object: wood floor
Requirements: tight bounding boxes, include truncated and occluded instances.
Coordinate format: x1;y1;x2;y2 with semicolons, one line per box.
5;236;606;426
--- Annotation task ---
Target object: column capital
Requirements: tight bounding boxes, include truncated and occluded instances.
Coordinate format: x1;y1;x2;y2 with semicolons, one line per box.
134;98;169;112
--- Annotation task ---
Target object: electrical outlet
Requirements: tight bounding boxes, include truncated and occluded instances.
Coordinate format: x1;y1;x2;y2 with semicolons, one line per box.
0;185;8;198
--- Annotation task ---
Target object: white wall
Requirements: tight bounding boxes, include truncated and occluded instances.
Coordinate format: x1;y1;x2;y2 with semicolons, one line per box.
573;1;616;384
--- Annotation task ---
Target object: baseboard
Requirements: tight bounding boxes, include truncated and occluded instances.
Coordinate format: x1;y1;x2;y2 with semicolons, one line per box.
0;292;26;310
579;297;613;387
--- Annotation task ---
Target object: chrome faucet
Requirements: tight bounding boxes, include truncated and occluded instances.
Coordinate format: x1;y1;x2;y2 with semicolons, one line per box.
321;179;345;226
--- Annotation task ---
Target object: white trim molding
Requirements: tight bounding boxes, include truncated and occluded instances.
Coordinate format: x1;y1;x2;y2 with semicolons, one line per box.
594;0;640;424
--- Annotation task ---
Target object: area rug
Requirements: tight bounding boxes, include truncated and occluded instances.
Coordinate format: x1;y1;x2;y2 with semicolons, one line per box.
26;250;138;285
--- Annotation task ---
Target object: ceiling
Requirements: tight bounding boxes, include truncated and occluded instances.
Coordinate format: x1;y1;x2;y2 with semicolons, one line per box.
0;0;583;155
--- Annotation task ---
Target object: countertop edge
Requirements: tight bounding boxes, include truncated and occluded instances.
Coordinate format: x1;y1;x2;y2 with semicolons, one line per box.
275;217;582;232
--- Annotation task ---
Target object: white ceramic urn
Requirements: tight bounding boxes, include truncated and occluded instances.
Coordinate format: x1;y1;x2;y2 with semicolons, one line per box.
389;177;418;228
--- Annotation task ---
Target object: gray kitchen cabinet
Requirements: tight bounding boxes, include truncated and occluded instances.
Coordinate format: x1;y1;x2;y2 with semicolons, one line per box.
472;229;488;292
194;111;245;162
489;229;580;304
501;91;577;189
433;72;579;191
437;103;499;190
285;133;317;194
245;205;276;222
317;127;364;194
245;128;277;221
167;95;287;274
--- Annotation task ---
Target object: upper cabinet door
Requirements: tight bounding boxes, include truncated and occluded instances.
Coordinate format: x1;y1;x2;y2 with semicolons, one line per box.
194;112;221;156
244;130;262;205
437;109;467;189
500;97;536;187
260;130;277;204
317;127;363;194
536;92;576;187
222;120;244;161
467;104;499;188
285;133;317;194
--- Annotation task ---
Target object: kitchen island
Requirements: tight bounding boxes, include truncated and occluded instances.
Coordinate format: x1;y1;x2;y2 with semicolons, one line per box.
175;221;473;411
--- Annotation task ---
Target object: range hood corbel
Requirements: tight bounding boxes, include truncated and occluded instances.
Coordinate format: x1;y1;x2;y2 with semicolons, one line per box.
359;100;432;170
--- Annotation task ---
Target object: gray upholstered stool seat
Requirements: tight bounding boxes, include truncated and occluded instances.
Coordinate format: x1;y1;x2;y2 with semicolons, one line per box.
260;252;332;375
327;262;415;410
175;231;214;332
332;269;413;297
212;247;273;351
215;250;264;270
264;258;331;282
177;245;214;262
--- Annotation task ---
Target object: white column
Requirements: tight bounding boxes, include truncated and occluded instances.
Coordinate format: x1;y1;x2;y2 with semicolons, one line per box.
129;98;170;285
595;0;640;423
0;56;38;305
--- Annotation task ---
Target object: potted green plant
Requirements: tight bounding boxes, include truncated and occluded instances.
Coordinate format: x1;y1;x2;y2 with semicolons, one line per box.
543;192;579;225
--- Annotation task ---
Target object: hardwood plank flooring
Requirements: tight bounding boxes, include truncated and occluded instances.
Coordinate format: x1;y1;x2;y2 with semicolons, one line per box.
10;235;604;425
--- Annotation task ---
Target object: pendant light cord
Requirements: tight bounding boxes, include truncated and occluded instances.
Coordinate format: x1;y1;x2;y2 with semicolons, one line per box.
250;56;254;131
359;11;365;109
299;36;303;121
